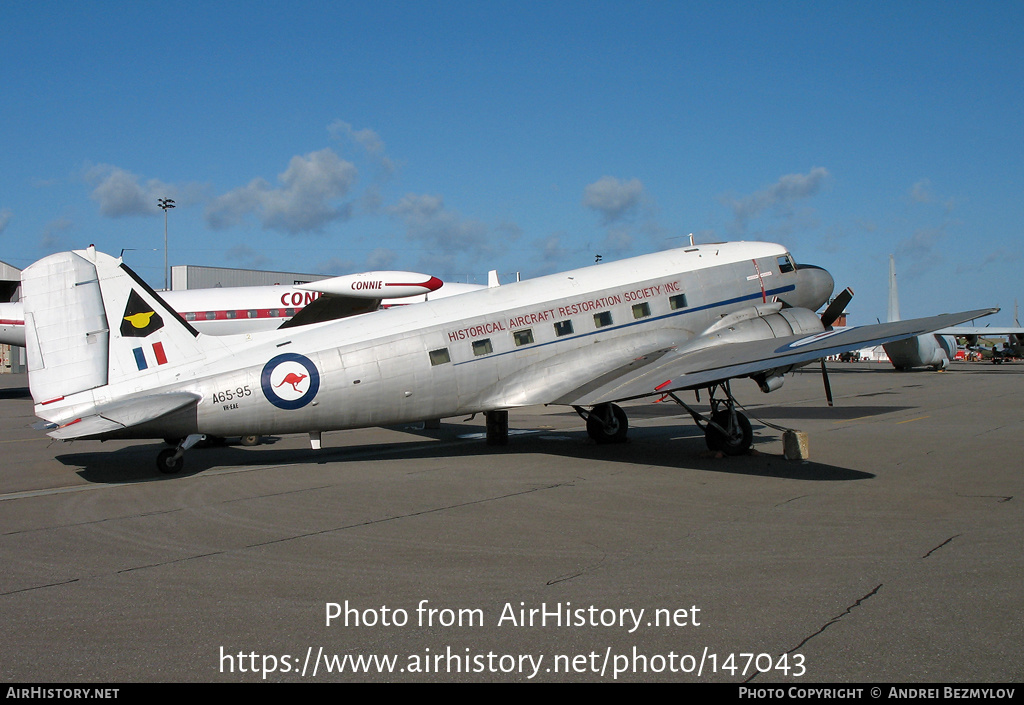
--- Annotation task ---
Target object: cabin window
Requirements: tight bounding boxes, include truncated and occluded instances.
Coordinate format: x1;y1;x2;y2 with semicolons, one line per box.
669;294;688;310
185;312;196;321
594;311;613;328
226;310;237;319
269;309;280;317
429;348;451;366
632;302;651;319
205;311;216;320
513;329;534;346
778;255;795;274
554;320;574;337
248;310;258;319
472;338;493;356
285;308;296;316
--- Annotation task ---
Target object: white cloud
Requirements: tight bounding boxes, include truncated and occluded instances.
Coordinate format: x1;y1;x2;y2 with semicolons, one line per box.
224;244;271;269
205;149;358;234
908;178;956;213
724;167;830;231
85;165;208;218
894;227;945;277
85;165;168;217
41;217;74;250
954;247;1021;275
365;247;398;270
582;176;645;224
390;193;445;224
389;193;498;276
910;179;933;204
530;233;572;275
328;120;396;175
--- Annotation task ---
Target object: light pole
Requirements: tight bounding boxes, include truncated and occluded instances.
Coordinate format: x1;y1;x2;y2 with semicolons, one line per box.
157;198;175;290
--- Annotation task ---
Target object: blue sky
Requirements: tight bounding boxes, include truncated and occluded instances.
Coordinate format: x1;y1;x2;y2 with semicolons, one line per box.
2;1;1021;324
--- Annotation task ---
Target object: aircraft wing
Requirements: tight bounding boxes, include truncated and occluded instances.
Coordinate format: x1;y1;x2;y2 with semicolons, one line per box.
553;308;998;407
41;392;201;440
278;295;380;328
937;325;1024;336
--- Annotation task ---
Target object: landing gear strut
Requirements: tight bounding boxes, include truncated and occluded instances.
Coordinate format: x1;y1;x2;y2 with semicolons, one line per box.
576;402;629;444
668;380;754;456
485;410;508;446
574;381;755;455
155;433;205;474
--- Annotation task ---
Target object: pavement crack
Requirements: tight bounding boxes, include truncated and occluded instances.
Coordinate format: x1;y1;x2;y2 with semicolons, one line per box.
744;583;883;683
1;577;80;596
547;551;609;586
923;534;960;559
790;583;883;651
5;483;574;591
955;493;1013;503
248;482;574;549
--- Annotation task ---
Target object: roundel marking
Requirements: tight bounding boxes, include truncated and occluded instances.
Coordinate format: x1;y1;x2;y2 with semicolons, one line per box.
261;353;320;410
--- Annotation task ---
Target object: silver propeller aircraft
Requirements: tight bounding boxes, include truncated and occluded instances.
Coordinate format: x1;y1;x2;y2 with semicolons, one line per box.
22;242;995;473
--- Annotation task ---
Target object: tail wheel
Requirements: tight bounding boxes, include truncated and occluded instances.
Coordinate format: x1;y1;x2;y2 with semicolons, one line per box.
586;403;628;444
705;410;752;456
240;435;261;446
156;448;184;474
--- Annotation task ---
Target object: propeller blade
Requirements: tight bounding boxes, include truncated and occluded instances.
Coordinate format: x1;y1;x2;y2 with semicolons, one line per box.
820;358;834;407
821;287;854;328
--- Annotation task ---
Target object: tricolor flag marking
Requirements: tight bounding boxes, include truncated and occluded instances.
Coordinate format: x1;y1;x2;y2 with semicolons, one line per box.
133;342;170;371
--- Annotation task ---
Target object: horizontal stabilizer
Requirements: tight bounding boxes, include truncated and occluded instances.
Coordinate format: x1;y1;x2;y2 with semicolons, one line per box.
47;392;200;440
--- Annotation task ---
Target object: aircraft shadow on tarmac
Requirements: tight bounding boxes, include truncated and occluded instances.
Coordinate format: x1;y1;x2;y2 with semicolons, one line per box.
741;404;914;420
57;415;875;485
0;386;31;400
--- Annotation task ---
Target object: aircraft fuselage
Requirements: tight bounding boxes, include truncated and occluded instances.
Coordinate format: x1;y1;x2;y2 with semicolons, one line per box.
37;242;827;441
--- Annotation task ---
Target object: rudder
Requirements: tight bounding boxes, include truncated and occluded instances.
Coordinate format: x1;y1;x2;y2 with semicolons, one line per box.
22;250;109;403
23;247;215;406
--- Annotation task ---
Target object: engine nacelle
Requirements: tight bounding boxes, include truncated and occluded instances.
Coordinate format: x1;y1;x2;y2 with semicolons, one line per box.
690;304;826;393
700;304;826;345
754;370;789;393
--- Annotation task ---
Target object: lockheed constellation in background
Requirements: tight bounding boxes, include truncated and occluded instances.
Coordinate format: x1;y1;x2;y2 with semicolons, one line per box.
0;270;482;345
21;242;995;473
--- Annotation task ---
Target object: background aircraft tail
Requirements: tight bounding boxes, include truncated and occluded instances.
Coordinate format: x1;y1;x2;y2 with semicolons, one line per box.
888;254;900;323
22;247;216;405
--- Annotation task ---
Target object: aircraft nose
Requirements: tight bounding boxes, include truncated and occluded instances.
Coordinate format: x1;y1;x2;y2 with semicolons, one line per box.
791;264;834;311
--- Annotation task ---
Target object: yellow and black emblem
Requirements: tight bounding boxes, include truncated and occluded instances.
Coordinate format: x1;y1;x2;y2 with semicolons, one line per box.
120;290;164;337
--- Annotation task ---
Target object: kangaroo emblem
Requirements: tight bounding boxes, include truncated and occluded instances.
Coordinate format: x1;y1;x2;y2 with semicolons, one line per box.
275;372;308;393
261;353;320;410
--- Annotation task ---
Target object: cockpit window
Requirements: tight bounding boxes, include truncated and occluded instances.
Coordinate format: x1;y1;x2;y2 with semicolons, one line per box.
777;255;795;274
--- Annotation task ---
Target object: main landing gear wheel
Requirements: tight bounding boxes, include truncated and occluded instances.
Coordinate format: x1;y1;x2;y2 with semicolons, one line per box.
239;434;261;447
156;448;184;474
704;409;752;456
586;403;628;444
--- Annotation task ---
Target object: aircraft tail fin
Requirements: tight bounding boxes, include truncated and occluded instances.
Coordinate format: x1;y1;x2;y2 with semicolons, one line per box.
887;254;901;323
22;247;217;406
